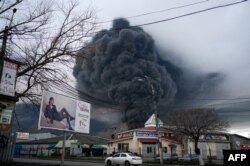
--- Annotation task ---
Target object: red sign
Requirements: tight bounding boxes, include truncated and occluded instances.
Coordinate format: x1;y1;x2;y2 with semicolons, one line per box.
241;144;250;149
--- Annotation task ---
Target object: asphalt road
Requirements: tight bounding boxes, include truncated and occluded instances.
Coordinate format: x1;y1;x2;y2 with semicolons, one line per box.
13;158;104;166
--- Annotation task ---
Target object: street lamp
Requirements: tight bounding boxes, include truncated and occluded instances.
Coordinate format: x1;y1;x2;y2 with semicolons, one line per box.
137;76;163;164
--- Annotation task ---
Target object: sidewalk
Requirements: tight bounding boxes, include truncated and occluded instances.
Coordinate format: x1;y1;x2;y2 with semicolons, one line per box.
11;157;200;166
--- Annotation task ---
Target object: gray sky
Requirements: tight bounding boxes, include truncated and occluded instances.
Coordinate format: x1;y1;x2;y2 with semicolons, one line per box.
72;0;250;136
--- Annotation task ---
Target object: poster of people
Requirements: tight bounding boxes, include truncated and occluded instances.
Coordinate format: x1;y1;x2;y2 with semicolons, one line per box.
38;91;91;133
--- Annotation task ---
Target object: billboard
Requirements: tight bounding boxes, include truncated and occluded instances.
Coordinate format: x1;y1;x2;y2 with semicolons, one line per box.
0;60;18;96
38;91;91;133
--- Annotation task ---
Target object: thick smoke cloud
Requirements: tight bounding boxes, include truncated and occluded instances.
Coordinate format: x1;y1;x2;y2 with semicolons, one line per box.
73;18;177;129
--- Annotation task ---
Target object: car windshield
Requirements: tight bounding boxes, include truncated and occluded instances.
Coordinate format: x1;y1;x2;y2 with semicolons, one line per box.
128;153;136;157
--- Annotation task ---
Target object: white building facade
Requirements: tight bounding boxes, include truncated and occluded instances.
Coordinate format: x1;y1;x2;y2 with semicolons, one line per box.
107;114;183;159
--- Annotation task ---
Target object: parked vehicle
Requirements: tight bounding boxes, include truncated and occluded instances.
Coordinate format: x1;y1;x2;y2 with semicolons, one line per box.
157;153;178;160
178;154;199;161
105;152;142;166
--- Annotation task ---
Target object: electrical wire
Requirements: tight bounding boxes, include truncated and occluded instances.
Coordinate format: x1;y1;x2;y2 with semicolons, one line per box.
134;0;248;27
98;0;210;23
8;0;248;40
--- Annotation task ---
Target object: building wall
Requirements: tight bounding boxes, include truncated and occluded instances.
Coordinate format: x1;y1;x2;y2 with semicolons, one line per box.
70;143;82;156
161;141;183;156
230;135;250;150
187;141;230;159
15;143;56;157
108;130;182;159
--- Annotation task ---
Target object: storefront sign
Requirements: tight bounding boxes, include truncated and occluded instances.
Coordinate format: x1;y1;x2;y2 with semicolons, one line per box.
117;131;133;139
136;131;157;137
0;101;15;131
241;144;250;149
0;109;12;124
16;132;29;140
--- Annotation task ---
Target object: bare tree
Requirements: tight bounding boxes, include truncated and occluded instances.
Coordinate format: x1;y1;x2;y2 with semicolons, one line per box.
0;0;97;104
166;108;229;165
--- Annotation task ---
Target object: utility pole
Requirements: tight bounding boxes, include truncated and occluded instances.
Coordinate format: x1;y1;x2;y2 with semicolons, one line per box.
0;8;17;81
0;8;19;165
145;76;163;164
136;76;163;164
0;26;9;82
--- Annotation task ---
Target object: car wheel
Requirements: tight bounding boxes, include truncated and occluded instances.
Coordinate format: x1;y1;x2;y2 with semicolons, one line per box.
106;160;112;166
124;161;130;166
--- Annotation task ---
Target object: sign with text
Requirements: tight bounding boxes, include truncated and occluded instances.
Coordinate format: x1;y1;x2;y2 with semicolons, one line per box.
223;150;250;166
38;91;91;133
16;132;29;140
117;131;133;139
136;131;157;137
0;60;18;96
0;109;12;124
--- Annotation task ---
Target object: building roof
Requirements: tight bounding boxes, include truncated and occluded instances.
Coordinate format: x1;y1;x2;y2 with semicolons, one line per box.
74;134;108;144
17;133;108;145
230;134;250;140
16;135;71;144
135;126;169;132
144;114;163;127
161;136;182;144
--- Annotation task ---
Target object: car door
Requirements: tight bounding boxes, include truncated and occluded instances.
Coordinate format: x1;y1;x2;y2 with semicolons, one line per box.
112;153;120;165
118;153;127;165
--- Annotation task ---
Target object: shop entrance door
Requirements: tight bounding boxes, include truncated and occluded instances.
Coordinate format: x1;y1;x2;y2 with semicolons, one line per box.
142;143;156;158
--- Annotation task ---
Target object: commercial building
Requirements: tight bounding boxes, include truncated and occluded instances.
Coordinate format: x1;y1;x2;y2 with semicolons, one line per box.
186;132;231;160
230;134;250;150
15;133;108;157
107;114;183;159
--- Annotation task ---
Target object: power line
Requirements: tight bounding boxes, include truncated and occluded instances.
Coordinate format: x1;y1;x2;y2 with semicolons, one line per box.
8;0;248;41
98;0;210;23
135;0;248;27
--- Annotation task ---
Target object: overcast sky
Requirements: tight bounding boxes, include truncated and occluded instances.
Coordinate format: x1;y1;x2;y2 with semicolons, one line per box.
18;0;249;136
69;0;250;136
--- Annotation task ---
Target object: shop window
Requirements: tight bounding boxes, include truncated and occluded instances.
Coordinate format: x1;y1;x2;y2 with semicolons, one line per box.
147;147;152;153
118;143;129;152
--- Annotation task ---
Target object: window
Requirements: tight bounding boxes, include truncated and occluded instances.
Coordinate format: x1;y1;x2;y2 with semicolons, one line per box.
113;153;120;157
121;154;127;157
147;147;152;153
118;143;129;152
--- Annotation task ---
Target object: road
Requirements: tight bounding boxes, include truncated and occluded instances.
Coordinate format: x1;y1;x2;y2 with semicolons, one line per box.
13;158;104;166
12;158;195;166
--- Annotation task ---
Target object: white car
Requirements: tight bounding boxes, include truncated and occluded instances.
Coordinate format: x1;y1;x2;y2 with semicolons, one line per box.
105;152;142;166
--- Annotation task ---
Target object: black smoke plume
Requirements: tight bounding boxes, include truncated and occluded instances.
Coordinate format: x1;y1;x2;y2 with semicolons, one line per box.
73;18;177;129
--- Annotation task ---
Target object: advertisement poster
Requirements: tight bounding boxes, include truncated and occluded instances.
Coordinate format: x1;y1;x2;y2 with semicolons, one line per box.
0;60;18;96
38;91;90;133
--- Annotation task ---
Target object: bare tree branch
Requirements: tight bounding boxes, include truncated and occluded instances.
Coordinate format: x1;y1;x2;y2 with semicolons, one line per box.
1;0;97;104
